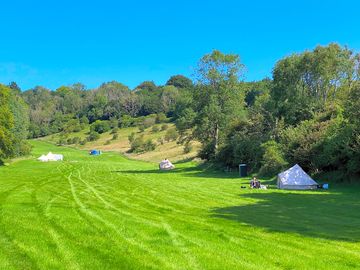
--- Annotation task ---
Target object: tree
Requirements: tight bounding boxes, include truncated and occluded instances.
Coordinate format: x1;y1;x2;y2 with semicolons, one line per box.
193;50;245;159
166;75;193;89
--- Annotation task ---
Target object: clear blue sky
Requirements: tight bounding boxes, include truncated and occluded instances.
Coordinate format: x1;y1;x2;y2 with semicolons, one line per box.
1;0;359;90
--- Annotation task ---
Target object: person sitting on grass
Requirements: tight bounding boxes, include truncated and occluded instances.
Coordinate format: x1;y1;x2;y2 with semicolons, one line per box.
250;177;261;189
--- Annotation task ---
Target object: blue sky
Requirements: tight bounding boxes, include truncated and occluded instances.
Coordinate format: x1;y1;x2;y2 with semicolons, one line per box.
1;0;359;90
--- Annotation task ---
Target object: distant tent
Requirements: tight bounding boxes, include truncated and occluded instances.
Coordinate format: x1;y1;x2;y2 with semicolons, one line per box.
159;159;175;170
90;150;101;156
37;152;63;162
277;164;318;190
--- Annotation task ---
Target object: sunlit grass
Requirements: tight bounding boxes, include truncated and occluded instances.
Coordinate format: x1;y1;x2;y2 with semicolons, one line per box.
0;141;359;269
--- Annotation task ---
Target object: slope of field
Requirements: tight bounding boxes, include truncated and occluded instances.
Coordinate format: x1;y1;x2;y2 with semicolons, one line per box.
43;124;200;162
0;141;359;269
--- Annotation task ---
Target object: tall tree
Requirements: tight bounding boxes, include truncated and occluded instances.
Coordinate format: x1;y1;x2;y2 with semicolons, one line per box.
193;50;245;159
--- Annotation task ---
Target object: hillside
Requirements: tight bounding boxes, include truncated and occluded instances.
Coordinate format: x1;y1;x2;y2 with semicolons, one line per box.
41;123;200;163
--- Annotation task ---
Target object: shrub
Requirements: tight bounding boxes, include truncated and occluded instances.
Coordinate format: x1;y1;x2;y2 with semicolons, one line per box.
88;131;100;141
80;139;87;145
104;140;111;145
112;133;119;140
156;113;167;123
161;124;168;131
129;136;156;153
184;142;193;154
139;125;146;132
90;120;111;134
165;128;178;142
110;118;119;129
72;137;81;144
157;137;165;145
128;132;135;143
142;116;156;128
152;125;160;133
120;115;135;128
130;136;145;153
144;139;156;152
259;141;288;176
111;127;119;134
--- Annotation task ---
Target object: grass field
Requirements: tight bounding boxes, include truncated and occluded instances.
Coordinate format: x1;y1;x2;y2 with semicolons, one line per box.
0;141;359;269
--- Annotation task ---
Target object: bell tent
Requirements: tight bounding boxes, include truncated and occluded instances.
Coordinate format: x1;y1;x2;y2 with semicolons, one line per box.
37;152;63;162
159;159;175;170
277;164;318;190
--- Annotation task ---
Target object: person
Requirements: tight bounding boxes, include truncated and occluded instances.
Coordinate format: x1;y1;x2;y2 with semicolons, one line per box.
250;177;261;189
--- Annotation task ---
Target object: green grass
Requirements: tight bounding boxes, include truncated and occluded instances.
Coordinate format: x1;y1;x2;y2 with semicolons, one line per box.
0;141;359;269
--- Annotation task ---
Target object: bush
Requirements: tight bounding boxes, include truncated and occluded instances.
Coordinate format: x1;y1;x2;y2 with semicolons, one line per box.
128;132;135;143
165;128;178;142
144;139;156;151
142;116;156;128
161;124;168;131
120;115;135;128
129;136;156;153
139;125;146;132
90;120;111;134
152;125;160;133
112;133;119;140
156;113;167;123
111;127;119;134
88;131;100;141
72;137;81;144
110;117;119;129
130;136;145;153
184;142;193;154
104;140;111;145
259;141;288;176
80;139;87;145
157;137;165;145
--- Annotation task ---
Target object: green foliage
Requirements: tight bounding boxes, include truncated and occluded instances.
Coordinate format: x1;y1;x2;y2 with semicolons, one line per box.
90;120;111;134
129;135;156;153
120;114;135;128
161;124;168;131
128;132;135;143
166;75;193;89
0;84;31;159
112;133;119;140
259;141;288;176
183;142;193;154
152;126;160;133
156;113;167;123
88;131;100;141
165;128;178;142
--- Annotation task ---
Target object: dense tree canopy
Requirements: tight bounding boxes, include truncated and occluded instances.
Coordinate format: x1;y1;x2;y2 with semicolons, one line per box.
3;44;360;182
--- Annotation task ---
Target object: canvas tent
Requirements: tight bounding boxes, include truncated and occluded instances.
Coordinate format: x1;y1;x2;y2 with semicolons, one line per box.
37;152;63;162
159;159;175;170
277;164;318;190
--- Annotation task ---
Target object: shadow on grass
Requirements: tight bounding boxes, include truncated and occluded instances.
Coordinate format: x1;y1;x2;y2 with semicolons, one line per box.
211;191;360;242
111;165;247;179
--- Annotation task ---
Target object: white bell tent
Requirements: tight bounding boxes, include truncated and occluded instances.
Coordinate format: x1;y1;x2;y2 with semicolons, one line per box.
277;164;318;190
37;152;63;162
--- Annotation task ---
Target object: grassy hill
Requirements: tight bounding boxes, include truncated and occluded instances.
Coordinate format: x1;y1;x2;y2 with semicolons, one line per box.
42;123;200;163
0;140;359;269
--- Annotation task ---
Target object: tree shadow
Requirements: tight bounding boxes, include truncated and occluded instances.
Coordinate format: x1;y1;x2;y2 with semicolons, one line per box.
211;191;360;242
111;165;247;180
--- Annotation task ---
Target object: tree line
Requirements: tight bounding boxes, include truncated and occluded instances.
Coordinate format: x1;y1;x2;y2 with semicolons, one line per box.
1;43;359;181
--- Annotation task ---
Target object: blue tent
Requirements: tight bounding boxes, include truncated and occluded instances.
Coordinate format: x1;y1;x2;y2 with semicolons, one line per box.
90;150;101;156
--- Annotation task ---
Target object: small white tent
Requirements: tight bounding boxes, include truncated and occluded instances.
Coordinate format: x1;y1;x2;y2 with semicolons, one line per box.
37;152;63;162
277;164;318;190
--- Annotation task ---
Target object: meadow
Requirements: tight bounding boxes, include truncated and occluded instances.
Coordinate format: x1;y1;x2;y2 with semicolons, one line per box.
0;141;359;269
